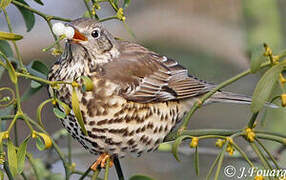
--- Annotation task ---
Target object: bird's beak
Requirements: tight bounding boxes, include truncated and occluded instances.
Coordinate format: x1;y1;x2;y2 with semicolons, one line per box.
72;29;88;42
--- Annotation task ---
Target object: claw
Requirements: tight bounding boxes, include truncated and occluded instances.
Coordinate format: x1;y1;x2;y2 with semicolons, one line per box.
90;153;113;171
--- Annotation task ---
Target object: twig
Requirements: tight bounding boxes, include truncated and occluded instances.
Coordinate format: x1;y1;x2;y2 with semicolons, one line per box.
114;157;124;180
178;62;271;132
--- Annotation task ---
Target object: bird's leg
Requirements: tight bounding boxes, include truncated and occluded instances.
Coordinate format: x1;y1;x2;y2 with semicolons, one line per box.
90;153;114;171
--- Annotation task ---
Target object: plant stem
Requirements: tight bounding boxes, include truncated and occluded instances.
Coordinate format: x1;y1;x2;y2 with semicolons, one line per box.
11;0;71;22
248;112;259;128
99;16;118;22
104;158;111;180
114;157;124;180
4;161;14;180
83;0;93;18
79;167;92;180
179;62;271;132
214;142;228;180
2;8;25;70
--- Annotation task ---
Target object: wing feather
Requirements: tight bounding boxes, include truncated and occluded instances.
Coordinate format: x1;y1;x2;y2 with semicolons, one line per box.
99;41;215;103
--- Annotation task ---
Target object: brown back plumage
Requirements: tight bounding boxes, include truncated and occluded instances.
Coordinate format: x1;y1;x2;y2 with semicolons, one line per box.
98;41;215;103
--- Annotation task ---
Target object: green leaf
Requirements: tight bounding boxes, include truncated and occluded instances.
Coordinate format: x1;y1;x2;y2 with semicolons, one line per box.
4;56;17;83
71;87;87;136
0;171;4;180
17;137;30;174
34;132;52;150
27;60;49;79
35;136;45;151
194;147;200;176
53;107;66;119
80;76;94;92
250;44;267;73
0;40;13;57
251;63;285;113
0;0;12;9
14;0;35;32
129;175;154;180
33;0;43;5
123;0;131;9
172;135;190;161
0;31;23;41
31;80;42;88
37;99;53;128
7;139;17;177
56;99;71;116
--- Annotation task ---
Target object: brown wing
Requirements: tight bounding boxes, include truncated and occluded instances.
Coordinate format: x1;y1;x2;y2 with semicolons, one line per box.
100;41;215;103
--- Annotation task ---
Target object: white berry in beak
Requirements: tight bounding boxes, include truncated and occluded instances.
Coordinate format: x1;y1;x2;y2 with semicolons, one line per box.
52;23;65;36
64;26;75;39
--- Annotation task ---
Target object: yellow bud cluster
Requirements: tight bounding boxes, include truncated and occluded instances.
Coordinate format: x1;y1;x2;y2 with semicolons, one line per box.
189;137;199;148
215;139;225;148
281;94;286;107
245;128;255;142
117;8;126;22
254;175;264;180
72;81;79;88
51;48;63;56
226;144;235;156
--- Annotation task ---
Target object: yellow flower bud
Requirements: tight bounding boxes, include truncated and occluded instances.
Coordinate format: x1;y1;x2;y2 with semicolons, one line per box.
72;81;79;87
189;137;199;148
245;128;256;142
254;175;264;180
215;139;225;148
281;94;286;107
280;74;286;84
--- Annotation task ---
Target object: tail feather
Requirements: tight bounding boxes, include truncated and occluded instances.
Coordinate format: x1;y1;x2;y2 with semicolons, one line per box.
208;91;278;108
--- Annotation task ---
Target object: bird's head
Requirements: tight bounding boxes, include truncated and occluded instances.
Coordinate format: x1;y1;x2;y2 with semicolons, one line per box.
65;18;117;55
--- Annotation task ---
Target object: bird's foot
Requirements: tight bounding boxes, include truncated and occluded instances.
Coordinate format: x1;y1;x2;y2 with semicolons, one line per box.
90;153;113;171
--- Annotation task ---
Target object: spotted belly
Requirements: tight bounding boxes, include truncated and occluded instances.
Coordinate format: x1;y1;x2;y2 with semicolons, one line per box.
60;96;185;158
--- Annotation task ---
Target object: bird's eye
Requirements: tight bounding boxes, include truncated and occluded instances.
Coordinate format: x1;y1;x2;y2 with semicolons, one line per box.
91;28;100;39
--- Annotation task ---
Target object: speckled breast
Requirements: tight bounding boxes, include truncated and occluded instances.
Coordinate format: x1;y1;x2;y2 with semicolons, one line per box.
50;74;185;157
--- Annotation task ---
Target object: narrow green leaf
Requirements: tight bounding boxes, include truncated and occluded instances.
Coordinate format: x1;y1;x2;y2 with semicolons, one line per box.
33;0;44;5
0;31;23;41
71;87;87;136
53;107;66;119
56;99;71;115
7;139;17;177
172;135;190;161
31;80;42;89
123;0;131;9
251;63;285;113
14;0;35;32
129;175;154;180
27;60;49;79
17;137;30;174
250;44;267;73
0;0;12;9
0;171;3;180
35;136;45;151
5;56;17;83
37;99;53;127
194;147;200;176
80;76;94;92
0;40;13;57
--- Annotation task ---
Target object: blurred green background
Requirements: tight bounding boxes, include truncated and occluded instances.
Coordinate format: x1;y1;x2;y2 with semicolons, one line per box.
1;0;286;179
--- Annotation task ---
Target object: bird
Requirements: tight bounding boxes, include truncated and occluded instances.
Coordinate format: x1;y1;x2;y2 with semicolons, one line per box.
48;18;256;170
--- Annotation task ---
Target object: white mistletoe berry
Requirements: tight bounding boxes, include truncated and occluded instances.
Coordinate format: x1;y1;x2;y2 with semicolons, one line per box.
52;23;65;36
64;26;75;39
